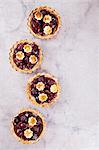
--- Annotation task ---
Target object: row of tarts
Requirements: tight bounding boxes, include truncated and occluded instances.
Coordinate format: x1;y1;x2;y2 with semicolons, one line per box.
9;6;61;144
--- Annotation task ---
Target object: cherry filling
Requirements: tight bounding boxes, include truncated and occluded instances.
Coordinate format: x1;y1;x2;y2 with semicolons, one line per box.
30;75;57;104
30;9;58;36
13;42;40;70
13;111;43;141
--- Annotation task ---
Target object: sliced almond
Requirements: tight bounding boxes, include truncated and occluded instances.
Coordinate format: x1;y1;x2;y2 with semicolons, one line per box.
43;15;52;23
36;82;45;91
29;55;37;64
50;84;58;93
24;129;33;139
16;51;24;60
44;26;52;35
23;44;32;53
28;117;37;126
35;11;43;20
39;93;48;102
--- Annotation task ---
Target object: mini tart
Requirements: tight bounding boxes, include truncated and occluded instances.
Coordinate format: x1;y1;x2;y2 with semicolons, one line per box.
9;39;42;73
26;73;60;107
12;109;46;144
27;6;61;39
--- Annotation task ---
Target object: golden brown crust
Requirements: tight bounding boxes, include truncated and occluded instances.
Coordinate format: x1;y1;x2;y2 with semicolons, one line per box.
27;6;61;39
26;73;61;107
9;39;42;73
11;108;46;144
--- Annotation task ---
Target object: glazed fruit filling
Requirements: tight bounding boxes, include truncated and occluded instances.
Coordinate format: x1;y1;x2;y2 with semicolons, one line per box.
30;75;58;104
13;111;43;141
30;9;58;36
13;42;40;70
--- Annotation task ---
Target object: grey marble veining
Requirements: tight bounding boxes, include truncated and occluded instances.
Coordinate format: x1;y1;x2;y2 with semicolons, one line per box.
0;0;98;150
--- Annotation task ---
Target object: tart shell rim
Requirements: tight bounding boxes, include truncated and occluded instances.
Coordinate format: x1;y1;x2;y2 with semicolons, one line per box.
27;6;61;40
9;39;42;73
11;108;46;144
26;73;61;108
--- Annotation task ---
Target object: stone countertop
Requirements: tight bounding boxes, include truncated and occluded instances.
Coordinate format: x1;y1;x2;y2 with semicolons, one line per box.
0;0;98;150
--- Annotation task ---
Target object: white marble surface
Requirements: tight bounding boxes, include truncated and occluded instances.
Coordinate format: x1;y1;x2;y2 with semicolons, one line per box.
0;0;99;149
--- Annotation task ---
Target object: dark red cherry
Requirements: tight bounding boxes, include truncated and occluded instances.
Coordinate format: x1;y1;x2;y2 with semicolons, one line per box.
20;115;27;123
17;44;24;50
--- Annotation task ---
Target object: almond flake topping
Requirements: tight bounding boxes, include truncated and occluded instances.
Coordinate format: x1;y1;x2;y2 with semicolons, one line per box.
24;129;33;139
29;55;37;64
28;117;37;126
35;12;43;20
44;26;52;35
43;15;52;23
16;51;24;60
39;93;48;102
50;84;58;93
36;82;45;91
23;44;32;53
